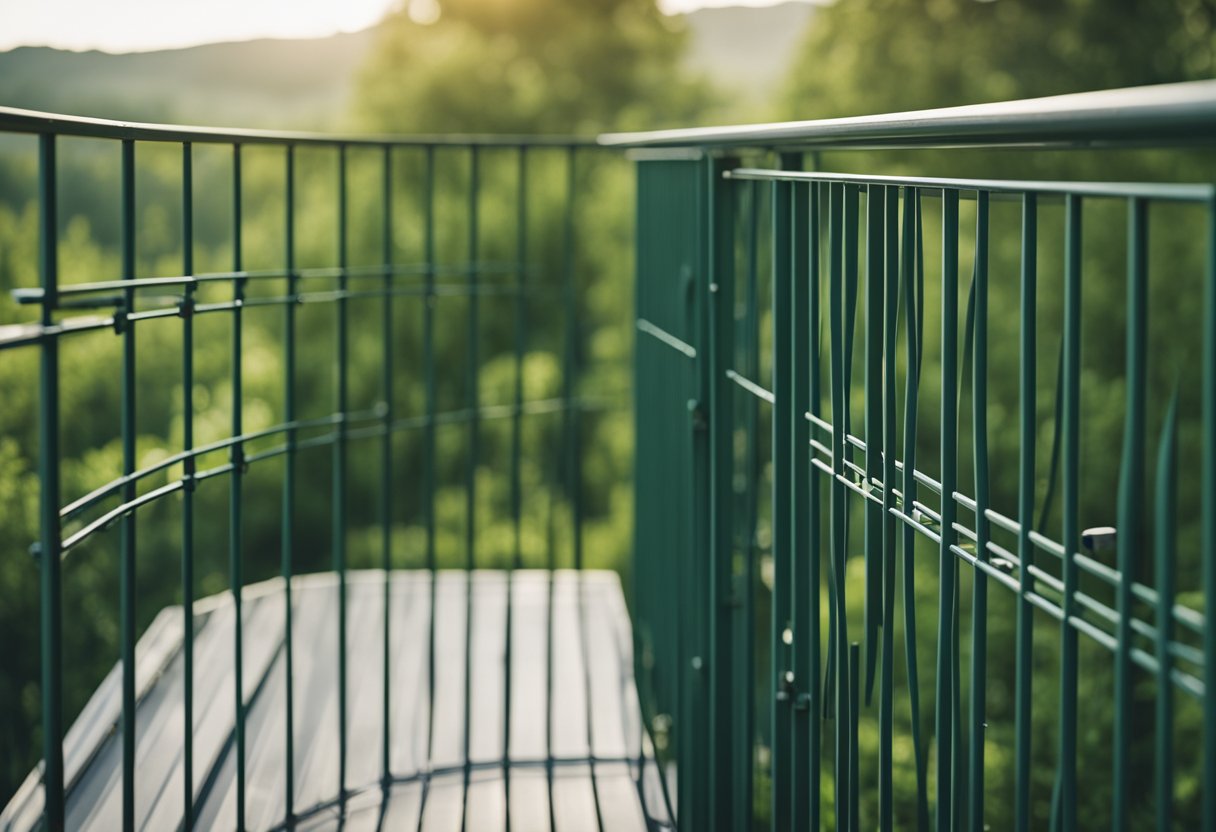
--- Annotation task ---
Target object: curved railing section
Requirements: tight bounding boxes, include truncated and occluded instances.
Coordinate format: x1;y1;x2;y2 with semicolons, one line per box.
0;107;628;830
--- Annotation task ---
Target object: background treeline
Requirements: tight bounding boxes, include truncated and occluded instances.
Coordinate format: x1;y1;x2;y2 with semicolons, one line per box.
1;0;1215;827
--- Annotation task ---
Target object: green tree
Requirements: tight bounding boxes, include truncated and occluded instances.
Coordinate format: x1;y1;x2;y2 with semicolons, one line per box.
781;0;1215;119
354;0;712;133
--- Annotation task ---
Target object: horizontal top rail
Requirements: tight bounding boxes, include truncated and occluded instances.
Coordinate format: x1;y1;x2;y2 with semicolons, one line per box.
724;167;1216;201
0;105;597;147
598;79;1216;150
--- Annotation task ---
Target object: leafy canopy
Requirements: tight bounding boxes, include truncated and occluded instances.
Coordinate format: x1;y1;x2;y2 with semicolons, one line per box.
781;0;1216;119
355;0;713;134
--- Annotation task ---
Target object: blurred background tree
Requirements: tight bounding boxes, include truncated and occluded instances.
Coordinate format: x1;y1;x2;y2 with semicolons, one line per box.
782;0;1216;117
356;0;714;133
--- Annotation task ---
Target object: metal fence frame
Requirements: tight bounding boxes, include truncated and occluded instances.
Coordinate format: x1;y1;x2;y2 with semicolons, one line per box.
0;106;612;831
8;76;1216;832
614;80;1216;831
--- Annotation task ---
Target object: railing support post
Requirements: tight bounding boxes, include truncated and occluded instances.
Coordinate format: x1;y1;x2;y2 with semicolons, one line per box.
632;151;708;830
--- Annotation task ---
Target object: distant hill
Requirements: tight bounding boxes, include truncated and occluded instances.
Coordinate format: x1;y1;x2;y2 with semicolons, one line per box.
0;3;815;129
0;29;379;128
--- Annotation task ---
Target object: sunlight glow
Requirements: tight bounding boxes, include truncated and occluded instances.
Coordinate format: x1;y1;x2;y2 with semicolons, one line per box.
0;0;811;54
658;0;810;11
0;0;403;52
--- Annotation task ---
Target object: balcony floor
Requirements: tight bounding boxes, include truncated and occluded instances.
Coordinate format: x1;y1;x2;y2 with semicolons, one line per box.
2;570;673;831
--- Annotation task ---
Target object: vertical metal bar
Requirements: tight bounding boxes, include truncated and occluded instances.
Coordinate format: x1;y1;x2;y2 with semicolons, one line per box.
1013;191;1037;832
770;159;794;832
790;166;813;832
848;642;860;832
822;177;841;797
462;145;479;817
878;184;899;832
822;182;851;832
935;188;959;832
381;143;394;787
900;188;931;830
512;148;527;569
563;147;603;827
842;187;859;472
564;147;582;571
423;145;438;779
180;141;196;830
1203;196;1216;832
732;176;761;832
1055;193;1081;832
229;143;245;832
863;186;884;709
281;144;296;823
1113;197;1148;832
1155;394;1178;831
504;143;527;808
120;137;138;832
334;143;349;802
707;155;736;829
840;185;860;831
805;180;823;832
37;132;65;832
968;190;991;832
686;159;709;832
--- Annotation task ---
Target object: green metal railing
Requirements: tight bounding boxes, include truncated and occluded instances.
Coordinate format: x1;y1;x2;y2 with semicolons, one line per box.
613;80;1216;830
10;78;1216;832
0;107;640;830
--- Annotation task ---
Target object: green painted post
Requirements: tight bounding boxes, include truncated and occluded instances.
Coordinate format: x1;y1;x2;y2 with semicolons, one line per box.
37;132;65;832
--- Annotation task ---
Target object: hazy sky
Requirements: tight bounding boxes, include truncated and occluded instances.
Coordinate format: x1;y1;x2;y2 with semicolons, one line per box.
0;0;804;53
